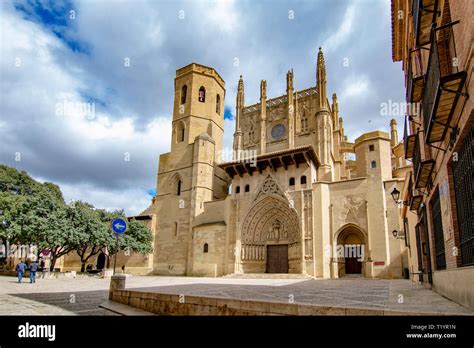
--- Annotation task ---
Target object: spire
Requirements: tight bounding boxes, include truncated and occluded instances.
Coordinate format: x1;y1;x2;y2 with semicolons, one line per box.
236;75;244;131
233;75;244;152
332;93;339;129
260;80;266;100
390;119;398;147
237;75;244;107
286;69;294;92
317;47;327;109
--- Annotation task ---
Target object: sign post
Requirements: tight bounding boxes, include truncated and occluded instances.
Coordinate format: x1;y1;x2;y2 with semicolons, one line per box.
111;217;128;275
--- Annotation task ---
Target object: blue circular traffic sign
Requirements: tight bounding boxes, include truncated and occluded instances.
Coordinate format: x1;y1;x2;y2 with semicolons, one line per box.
111;217;128;234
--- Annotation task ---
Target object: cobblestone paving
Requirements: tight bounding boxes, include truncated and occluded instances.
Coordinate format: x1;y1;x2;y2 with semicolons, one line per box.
0;275;302;315
132;278;474;315
0;275;472;315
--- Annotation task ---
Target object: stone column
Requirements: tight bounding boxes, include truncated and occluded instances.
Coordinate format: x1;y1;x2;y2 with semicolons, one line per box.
109;274;126;300
329;203;334;278
365;200;373;278
259;80;267;155
287;70;295;149
300;190;306;274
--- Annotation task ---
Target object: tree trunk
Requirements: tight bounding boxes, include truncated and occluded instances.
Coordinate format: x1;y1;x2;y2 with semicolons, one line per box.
50;255;57;271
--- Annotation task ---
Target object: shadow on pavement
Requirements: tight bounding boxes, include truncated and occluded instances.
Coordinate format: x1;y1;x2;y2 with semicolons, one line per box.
9;290;118;315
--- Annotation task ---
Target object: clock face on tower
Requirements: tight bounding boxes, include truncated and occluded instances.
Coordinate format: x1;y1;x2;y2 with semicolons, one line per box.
271;124;286;140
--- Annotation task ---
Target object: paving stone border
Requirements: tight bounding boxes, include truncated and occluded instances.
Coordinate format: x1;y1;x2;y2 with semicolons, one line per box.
111;289;468;316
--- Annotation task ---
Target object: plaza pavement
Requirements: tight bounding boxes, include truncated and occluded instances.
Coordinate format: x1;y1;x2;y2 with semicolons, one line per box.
0;275;472;315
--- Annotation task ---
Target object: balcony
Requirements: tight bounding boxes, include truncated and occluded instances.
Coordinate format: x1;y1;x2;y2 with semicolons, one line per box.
408;173;423;211
404;116;416;159
406;52;424;103
412;0;438;47
423;25;467;144
413;133;434;189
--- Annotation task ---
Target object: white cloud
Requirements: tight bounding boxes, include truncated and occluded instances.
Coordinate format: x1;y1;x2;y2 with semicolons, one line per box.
199;0;240;33
340;75;370;98
322;3;356;52
59;182;152;216
1;0;406;216
0;4;170;214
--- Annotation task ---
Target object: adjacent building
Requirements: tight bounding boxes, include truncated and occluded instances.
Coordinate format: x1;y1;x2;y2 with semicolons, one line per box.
391;0;473;309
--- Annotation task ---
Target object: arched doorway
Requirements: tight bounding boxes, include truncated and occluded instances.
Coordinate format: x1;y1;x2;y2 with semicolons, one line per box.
336;224;366;277
96;252;106;270
240;191;301;274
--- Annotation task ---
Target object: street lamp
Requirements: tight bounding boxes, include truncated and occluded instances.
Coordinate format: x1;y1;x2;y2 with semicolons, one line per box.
391;187;408;206
392;229;405;240
391;188;400;202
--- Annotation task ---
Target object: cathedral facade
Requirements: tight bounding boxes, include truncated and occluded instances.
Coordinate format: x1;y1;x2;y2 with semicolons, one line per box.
137;48;410;279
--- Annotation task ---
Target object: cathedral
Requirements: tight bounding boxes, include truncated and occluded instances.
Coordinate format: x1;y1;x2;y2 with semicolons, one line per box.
125;47;410;279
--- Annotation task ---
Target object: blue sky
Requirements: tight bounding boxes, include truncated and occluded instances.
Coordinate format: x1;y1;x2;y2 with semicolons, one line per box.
0;0;404;215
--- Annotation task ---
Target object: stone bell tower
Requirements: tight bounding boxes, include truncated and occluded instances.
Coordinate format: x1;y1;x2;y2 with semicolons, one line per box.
171;63;225;162
153;63;226;276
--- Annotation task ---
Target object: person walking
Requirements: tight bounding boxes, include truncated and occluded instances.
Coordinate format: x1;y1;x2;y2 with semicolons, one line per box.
15;260;26;283
41;257;50;279
29;260;38;283
40;257;45;277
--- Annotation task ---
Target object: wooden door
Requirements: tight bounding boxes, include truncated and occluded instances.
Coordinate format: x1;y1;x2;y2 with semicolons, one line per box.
266;245;289;273
345;256;362;274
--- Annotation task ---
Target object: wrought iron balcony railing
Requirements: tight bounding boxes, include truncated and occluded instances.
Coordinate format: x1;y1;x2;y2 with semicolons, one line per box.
408;172;423;211
404;116;416;159
413;0;438;47
413;132;434;189
422;24;467;144
407;51;424;103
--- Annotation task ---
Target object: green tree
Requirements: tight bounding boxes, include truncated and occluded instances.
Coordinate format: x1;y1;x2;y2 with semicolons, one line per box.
108;217;153;256
28;189;76;271
1;165;154;271
0;165;42;246
71;202;113;272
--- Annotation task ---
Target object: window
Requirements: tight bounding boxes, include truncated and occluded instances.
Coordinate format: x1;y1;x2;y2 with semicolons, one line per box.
216;94;221;114
173;222;178;237
289;177;295;186
235;186;240;194
245;184;250;192
248;125;255;143
181;85;187;104
177;180;182;196
371;161;377;169
453;126;474;266
198;86;206;102
431;189;446;270
301;176;307;185
301;114;308;133
203;243;209;253
176;121;185;143
369;145;375;152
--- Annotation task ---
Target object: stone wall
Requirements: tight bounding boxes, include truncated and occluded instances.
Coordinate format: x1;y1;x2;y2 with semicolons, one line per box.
192;223;226;277
111;289;393;316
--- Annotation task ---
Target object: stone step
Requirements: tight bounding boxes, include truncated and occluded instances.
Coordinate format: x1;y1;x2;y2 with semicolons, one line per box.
99;300;156;316
223;273;313;279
